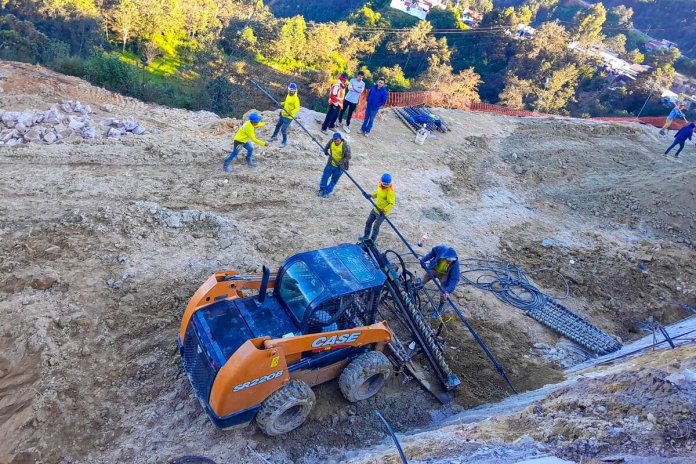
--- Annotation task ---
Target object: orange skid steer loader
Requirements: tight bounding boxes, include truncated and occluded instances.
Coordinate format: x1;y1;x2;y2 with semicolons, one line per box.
178;243;397;435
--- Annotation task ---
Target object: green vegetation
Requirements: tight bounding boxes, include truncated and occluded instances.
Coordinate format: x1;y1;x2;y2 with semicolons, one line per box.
0;0;688;118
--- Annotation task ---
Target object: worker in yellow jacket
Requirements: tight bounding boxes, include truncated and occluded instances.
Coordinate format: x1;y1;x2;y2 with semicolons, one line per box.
269;83;300;148
360;173;396;242
223;112;266;172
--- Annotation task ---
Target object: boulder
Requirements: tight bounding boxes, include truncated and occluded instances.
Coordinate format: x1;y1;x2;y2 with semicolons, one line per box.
18;111;36;127
82;126;96;139
5;138;22;146
43;131;57;144
68;116;85;130
1;129;18;142
55;126;73;140
123;120;138;131
14;123;27;135
132;125;146;135
1;111;19;128
99;118;117;127
44;107;63;124
72;101;85;113
82;104;93;115
23;128;43;142
106;127;125;137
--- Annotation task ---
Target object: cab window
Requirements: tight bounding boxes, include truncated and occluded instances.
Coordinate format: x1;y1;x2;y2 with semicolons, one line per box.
278;261;325;323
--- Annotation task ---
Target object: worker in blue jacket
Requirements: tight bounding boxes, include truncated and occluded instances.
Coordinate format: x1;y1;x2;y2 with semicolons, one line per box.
419;245;461;318
359;78;388;137
660;103;686;135
664;122;695;158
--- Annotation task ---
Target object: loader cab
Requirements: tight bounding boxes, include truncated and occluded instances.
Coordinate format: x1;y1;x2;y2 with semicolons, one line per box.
275;244;386;335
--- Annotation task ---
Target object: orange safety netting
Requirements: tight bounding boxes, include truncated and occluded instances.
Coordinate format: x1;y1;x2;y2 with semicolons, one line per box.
351;90;690;130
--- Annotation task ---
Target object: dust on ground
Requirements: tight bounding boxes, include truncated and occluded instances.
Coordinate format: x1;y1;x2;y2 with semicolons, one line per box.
0;60;694;463
346;344;696;464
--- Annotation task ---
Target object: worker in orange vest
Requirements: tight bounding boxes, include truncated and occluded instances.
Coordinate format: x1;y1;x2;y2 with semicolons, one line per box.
321;73;348;134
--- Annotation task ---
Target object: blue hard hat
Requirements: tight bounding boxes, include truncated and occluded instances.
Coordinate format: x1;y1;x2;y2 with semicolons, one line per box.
332;132;342;140
249;112;262;123
288;83;297;91
381;173;392;184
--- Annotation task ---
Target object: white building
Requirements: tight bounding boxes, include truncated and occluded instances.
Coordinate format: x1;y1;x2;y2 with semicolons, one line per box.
389;0;447;20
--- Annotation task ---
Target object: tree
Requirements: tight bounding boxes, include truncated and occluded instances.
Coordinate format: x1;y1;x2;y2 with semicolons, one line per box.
499;74;534;109
181;0;221;39
110;0;139;52
627;48;644;64
574;3;606;47
469;0;493;14
376;65;410;91
604;34;626;55
607;5;633;28
272;15;307;65
532;64;579;113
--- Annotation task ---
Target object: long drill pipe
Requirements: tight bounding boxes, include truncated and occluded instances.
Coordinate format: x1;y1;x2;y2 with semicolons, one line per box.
250;80;518;393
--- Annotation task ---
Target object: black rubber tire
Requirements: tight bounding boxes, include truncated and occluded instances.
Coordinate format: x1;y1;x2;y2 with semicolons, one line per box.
255;380;315;436
339;351;392;402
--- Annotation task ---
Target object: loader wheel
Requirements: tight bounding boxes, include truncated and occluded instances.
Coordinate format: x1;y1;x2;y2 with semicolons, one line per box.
339;351;392;402
256;380;315;436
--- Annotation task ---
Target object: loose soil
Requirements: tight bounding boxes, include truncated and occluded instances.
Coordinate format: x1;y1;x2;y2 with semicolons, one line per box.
1;61;694;463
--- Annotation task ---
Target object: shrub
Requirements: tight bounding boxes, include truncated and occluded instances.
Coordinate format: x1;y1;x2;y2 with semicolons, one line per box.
85;52;138;93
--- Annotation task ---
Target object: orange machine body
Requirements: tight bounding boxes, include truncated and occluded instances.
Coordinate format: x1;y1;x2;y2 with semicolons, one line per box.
178;243;391;429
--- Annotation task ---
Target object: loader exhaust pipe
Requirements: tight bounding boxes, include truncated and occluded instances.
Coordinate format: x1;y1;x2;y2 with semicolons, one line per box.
258;265;270;303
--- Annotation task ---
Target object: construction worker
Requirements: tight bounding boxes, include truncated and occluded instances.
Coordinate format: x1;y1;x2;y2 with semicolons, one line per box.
338;71;365;133
269;83;300;148
359;78;388;137
321;73;348;134
223;112;266;172
360;173;396;242
317;132;351;198
660;102;686;135
419;245;461;318
664;122;695;158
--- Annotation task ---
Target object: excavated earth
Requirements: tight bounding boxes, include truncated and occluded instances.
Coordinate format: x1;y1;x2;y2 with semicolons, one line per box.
0;61;694;463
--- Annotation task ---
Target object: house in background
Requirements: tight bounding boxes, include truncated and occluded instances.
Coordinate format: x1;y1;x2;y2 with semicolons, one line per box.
645;38;678;53
389;0;446;20
460;8;483;26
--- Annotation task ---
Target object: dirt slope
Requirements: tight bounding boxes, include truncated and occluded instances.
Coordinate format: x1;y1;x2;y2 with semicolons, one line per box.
0;61;694;463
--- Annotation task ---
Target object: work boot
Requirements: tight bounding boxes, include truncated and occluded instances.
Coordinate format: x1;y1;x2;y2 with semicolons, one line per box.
280;142;287;148
247;160;257;168
322;191;330;198
269;136;277;142
343;125;351;133
316;189;324;196
321;128;329;135
223;165;233;173
363;132;370;137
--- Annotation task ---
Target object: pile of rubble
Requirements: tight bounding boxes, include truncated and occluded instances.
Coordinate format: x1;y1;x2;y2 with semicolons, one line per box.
0;100;155;146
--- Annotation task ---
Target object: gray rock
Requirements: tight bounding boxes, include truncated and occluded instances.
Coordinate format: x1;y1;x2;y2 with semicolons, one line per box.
1;111;19;128
5;138;22;146
1;129;18;142
43;107;63;124
23;128;43;142
60;101;73;113
55;126;73;140
82;126;96;139
99;118;115;127
82;104;93;115
123;120;138;131
14;123;27;135
43;131;57;144
163;214;183;228
72;101;85;113
132;125;146;135
106;127;125;137
68;116;85;130
607;427;625;437
18;111;36;127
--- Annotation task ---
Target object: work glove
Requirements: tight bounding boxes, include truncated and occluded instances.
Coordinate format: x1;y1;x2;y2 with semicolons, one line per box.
362;191;370;200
